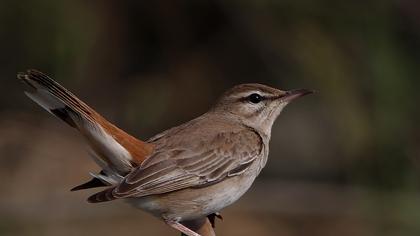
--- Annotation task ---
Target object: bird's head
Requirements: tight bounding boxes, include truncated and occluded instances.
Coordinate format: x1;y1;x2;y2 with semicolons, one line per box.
212;83;313;137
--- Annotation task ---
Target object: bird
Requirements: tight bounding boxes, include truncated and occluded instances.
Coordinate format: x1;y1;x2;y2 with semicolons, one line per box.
18;69;312;236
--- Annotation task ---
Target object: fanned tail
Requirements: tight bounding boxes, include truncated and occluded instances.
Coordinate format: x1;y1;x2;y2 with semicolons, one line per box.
18;69;154;192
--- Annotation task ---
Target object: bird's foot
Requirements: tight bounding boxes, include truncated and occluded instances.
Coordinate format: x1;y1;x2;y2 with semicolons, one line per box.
207;212;223;228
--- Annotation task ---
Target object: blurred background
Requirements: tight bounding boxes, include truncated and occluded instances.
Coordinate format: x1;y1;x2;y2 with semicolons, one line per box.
1;0;420;235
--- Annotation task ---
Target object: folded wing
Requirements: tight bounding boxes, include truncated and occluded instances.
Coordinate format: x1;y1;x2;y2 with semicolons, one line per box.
88;129;263;202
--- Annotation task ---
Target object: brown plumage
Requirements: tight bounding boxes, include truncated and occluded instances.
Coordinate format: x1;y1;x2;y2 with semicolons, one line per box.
18;70;153;174
88;122;263;202
18;69;312;236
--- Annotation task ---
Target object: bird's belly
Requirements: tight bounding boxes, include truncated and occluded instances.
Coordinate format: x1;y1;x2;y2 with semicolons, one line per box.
128;172;257;221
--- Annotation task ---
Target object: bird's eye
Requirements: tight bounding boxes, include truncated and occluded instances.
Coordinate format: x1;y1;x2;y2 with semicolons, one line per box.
248;93;263;104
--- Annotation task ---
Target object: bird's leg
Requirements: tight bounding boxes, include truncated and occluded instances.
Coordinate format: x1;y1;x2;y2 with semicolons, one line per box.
165;219;201;236
181;217;216;236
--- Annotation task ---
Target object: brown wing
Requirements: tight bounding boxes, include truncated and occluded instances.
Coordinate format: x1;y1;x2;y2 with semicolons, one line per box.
88;128;263;202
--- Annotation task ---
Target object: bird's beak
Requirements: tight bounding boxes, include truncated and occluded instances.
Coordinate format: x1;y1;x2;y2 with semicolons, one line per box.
279;89;314;103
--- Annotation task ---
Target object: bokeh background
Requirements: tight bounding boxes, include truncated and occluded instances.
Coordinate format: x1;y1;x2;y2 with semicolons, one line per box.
1;0;420;235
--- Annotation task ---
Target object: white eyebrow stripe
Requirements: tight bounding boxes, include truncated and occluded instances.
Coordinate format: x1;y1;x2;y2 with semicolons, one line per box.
232;91;272;99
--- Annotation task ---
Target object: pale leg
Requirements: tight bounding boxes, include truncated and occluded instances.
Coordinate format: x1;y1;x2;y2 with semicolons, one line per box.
165;220;201;236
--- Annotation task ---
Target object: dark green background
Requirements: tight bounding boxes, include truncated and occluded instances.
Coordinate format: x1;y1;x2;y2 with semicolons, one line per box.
1;1;419;235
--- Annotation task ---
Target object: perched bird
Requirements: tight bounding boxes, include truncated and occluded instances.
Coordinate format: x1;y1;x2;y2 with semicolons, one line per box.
18;69;312;236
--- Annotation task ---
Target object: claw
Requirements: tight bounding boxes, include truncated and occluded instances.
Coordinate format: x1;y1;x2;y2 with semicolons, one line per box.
207;212;223;228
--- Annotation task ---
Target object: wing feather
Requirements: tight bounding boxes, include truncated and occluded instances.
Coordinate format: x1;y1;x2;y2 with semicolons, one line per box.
88;128;263;202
